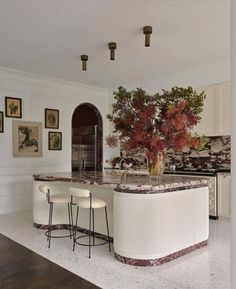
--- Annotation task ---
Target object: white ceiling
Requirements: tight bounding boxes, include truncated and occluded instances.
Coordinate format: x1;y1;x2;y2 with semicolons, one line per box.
0;0;230;89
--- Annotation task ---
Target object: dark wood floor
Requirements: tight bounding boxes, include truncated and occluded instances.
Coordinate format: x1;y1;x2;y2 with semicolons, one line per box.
0;234;101;289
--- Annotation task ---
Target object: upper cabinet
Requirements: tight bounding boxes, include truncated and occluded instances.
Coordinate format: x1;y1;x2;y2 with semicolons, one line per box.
194;84;216;136
193;81;231;136
216;81;231;135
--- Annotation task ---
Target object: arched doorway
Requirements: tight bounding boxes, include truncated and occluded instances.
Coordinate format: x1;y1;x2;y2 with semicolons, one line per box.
72;103;103;172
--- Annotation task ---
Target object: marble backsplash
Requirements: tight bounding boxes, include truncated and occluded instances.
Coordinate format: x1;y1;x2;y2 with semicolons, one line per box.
165;136;231;170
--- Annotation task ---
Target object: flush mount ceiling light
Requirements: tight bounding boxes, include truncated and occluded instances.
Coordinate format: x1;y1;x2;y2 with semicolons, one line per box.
81;55;88;71
143;26;153;47
108;42;117;60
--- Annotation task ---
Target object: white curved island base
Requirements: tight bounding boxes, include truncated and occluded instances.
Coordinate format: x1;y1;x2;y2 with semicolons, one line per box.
33;172;209;266
114;186;208;266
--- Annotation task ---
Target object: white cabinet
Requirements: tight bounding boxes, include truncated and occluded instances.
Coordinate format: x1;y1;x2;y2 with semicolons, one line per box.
194;84;216;136
216;81;231;135
218;173;231;217
193;81;231;136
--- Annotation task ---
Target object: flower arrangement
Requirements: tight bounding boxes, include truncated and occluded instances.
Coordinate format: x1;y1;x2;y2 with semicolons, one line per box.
107;86;207;175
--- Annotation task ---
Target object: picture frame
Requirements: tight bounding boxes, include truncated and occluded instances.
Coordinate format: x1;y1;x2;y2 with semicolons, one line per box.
5;97;22;118
13;120;42;157
0;112;3;133
45;108;59;129
48;132;62;151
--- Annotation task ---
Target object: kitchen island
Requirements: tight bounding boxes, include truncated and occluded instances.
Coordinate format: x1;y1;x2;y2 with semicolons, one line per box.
33;171;209;266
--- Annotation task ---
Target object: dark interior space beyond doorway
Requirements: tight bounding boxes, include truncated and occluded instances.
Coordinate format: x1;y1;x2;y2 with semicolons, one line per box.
72;103;103;172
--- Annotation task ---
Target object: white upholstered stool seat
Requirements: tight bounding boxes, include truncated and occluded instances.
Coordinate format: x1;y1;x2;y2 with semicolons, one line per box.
50;194;71;204
39;184;73;248
69;187;111;258
76;197;106;209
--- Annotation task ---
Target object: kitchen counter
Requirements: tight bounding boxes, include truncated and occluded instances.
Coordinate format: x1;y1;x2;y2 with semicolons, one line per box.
165;168;230;176
34;171;208;194
33;171;209;266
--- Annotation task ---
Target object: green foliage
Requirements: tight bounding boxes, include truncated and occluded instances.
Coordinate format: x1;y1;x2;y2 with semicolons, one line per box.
107;85;206;126
156;86;205;115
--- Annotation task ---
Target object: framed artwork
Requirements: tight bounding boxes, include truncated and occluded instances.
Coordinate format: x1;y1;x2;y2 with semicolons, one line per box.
45;108;59;129
0;112;3;133
13;120;42;157
5;97;22;118
48;132;62;150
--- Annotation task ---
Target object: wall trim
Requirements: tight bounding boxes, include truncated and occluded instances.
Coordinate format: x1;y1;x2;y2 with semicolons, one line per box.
0;66;108;93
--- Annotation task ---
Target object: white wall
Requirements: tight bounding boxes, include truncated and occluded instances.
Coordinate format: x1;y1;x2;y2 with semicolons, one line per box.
0;57;230;215
0;67;110;214
108;59;230;99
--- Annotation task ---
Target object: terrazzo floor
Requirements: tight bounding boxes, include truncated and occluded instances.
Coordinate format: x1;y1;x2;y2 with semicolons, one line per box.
0;211;230;289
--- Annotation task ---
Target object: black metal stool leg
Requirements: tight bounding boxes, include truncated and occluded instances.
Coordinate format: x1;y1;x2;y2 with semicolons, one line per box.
89;206;92;258
73;206;79;251
105;206;111;252
92;208;95;246
48;203;53;248
70;202;74;238
68;203;72;239
47;203;51;242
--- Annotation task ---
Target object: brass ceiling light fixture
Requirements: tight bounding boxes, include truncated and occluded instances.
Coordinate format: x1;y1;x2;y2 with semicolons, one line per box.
81;55;88;71
108;42;117;60
143;26;153;47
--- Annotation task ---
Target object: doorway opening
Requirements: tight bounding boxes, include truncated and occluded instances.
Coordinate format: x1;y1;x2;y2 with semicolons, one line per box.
72;103;103;172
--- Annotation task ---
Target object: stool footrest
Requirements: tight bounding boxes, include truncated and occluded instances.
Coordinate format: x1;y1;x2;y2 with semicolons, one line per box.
45;228;73;239
74;234;109;247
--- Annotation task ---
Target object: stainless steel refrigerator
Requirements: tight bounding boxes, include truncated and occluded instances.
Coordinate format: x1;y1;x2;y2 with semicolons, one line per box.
72;125;97;171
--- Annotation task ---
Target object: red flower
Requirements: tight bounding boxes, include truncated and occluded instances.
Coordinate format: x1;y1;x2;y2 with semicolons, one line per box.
105;135;118;148
106;86;205;157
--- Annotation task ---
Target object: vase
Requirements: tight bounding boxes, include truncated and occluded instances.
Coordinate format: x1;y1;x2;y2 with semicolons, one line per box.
148;152;165;179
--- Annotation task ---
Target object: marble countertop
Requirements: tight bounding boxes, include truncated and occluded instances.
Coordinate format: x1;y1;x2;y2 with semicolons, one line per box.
33;171;208;194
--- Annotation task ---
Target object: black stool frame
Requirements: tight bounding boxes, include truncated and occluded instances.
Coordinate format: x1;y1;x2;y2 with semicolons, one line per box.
70;193;111;258
45;187;73;248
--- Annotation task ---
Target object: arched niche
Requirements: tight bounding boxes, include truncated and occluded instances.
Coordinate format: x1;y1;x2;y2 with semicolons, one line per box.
72;103;103;171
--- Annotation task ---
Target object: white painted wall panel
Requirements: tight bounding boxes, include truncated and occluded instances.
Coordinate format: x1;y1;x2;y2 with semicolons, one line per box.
0;68;110;214
0;175;32;214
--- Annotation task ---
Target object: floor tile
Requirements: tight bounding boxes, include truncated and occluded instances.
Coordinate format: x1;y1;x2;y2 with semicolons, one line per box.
0;211;230;289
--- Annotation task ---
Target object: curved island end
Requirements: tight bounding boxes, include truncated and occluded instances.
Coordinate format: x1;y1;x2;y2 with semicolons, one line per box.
33;172;209;266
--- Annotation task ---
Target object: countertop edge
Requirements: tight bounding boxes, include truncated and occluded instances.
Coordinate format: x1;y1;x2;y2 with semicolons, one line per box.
33;173;209;194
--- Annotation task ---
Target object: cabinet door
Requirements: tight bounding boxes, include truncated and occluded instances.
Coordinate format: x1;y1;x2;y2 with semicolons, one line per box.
216;81;231;135
218;174;231;217
193;85;216;136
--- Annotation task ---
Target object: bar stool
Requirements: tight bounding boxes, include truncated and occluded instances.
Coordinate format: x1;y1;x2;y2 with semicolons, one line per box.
39;184;73;248
69;187;111;258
